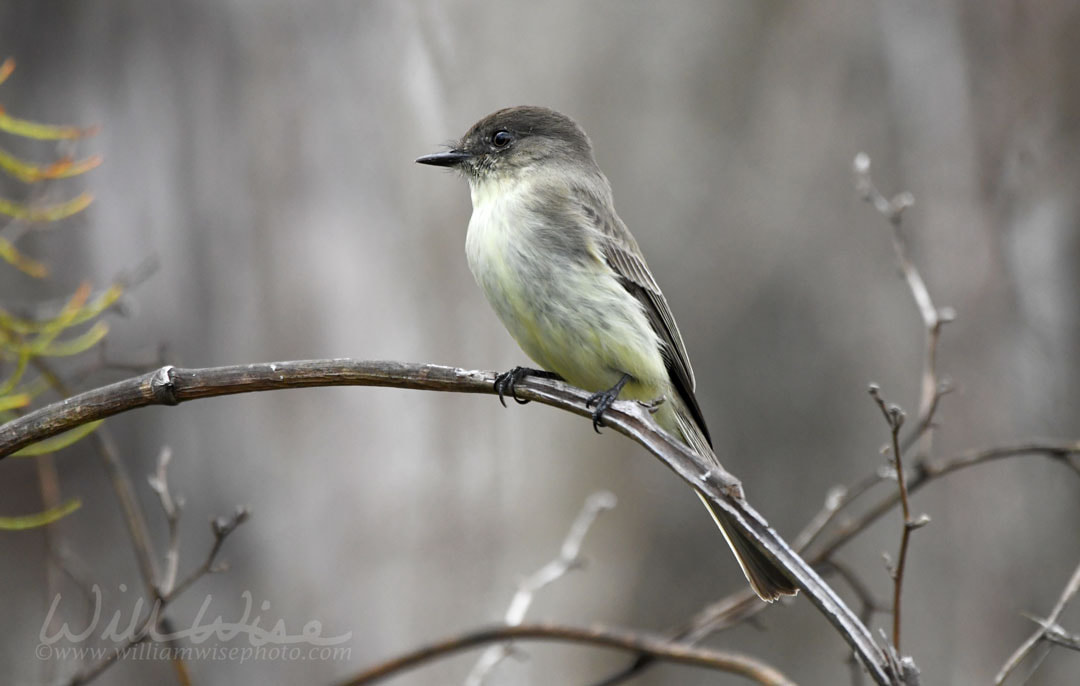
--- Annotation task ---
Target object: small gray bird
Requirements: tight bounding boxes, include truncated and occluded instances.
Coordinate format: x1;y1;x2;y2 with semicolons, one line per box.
417;106;796;602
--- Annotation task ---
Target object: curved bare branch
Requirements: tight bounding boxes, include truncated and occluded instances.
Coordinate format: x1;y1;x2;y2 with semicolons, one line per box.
0;358;901;684
338;622;797;686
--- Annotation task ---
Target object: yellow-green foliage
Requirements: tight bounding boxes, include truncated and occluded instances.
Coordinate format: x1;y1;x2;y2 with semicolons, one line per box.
0;58;115;529
0;498;81;530
0;57;101;276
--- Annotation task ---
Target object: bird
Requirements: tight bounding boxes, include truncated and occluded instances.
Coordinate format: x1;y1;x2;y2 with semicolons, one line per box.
416;105;797;602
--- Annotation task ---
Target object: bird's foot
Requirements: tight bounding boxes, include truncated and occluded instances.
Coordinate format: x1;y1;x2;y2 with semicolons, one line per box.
494;367;560;407
584;374;632;433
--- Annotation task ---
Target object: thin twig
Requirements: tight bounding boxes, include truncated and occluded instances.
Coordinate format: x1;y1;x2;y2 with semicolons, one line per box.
854;152;954;460
66;506;249;686
995;559;1080;684
586;152;1064;686
857;153;948;655
29;359;192;685
465;491;616;685
340;622;798;686
29;359;162;597
1041;624;1080;652
868;385;927;652
34;440;66;685
592;441;1080;686
167;507;250;602
146;446;183;598
94;430;163;597
817;443;1079;562
792;485;853;553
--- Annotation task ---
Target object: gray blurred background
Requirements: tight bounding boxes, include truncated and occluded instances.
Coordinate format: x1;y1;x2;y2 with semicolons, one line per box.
2;1;1079;684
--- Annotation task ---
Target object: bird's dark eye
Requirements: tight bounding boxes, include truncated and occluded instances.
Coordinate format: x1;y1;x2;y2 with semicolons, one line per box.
492;130;513;148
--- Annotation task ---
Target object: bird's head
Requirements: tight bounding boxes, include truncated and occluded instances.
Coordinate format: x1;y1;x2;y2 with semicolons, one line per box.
416;106;596;182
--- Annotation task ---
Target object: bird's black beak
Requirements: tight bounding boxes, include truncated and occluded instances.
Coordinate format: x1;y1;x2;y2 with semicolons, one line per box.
415;150;472;167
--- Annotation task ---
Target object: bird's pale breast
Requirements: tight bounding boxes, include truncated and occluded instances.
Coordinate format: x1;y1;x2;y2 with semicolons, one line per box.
465;176;670;402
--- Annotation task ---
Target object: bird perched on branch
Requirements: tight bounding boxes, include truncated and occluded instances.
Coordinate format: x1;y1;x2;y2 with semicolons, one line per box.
417;105;797;602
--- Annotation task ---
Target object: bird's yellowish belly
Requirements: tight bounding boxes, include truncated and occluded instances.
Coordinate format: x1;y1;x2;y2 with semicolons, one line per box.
465;178;669;402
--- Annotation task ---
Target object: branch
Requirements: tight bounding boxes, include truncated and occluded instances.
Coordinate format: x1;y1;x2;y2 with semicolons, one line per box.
146;446;182;598
854;152;954;459
868;385;929;653
31;358;194;686
1043;625;1080;652
67;505;248;685
589;153;1077;686
0;359;901;684
465;491;615;685
339;622;797;686
167;506;250;602
995;558;1080;684
815;442;1080;561
29;359;162;594
823;560;889;686
594;440;1080;686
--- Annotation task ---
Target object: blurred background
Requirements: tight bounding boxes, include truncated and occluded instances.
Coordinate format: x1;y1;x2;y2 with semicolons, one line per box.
2;1;1078;684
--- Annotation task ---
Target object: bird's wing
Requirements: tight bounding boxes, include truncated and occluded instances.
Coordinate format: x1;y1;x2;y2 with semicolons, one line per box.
571;184;713;447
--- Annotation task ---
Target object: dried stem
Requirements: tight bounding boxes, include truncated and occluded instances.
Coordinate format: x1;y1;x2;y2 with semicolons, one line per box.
587;154;1072;686
1042;625;1080;652
995;558;1080;684
340;622;798;686
34;439;66;685
30;358;192;685
868;385;922;652
29;359;162;595
465;491;615;685
593;441;1080;686
146;446;183;597
66;506;249;686
854;152;954;459
856;153;950;654
167;507;250;602
792;484;857;553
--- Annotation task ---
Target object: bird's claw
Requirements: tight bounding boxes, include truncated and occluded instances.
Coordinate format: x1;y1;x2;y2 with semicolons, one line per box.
494;367;535;406
584;374;632;434
585;390;616;433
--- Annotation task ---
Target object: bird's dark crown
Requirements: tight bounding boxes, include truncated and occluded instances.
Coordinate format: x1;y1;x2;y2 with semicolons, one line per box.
417;106;597;179
461;106;590;152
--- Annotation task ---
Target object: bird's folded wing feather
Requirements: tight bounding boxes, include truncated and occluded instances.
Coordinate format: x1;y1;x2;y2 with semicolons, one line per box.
570;183;713;447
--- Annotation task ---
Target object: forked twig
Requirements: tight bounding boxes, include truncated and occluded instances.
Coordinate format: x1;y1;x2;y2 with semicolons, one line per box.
995;559;1080;684
66;504;249;685
868;385;928;652
464;491;616;685
854;153;954;459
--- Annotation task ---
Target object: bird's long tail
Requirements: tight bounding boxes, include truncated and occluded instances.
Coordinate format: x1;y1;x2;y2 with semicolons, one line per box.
665;400;799;602
694;491;797;602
